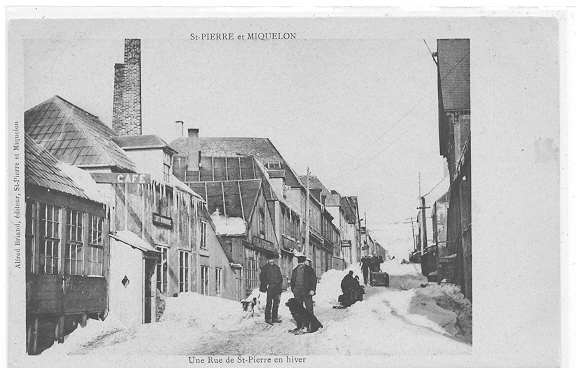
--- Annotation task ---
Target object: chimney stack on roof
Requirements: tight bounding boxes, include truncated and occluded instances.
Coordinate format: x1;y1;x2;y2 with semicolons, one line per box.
112;39;142;136
187;128;200;172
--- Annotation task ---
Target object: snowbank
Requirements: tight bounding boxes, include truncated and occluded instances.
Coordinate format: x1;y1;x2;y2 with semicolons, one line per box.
42;315;127;355
160;292;243;331
315;264;362;309
316;286;471;355
210;209;247;236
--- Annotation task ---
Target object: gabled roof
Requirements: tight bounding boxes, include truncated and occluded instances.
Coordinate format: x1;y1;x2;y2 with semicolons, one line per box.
170;137;303;187
438;39;470;111
25;134;88;200
112;135;177;154
25;95;135;171
175;154;280;202
186;179;262;222
300;175;331;202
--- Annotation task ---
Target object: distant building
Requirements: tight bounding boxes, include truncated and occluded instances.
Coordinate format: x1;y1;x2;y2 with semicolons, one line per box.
326;191;362;268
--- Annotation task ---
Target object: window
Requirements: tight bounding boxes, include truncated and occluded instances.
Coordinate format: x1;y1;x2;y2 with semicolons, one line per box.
215;268;222;297
87;215;104;276
163;151;172;183
179;250;190;292
245;249;259;296
264;160;281;170
200;221;207;249
158;194;172;218
156;246;168;294
26;201;36;273
39;204;60;275
200;265;209;296
259;208;265;235
66;210;84;275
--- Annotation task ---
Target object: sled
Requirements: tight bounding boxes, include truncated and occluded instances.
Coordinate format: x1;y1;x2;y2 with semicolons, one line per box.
371;272;390;287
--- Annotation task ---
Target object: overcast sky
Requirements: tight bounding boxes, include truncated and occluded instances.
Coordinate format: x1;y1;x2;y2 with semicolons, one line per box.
20;16;558;257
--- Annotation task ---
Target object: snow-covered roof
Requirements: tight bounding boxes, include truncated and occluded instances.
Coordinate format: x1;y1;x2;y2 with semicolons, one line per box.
110;230;159;253
57;162;111;205
210;209;247;236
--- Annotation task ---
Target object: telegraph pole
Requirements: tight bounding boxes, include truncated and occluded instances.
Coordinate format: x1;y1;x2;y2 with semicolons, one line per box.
305;167;310;256
410;217;417;252
417;173;429;255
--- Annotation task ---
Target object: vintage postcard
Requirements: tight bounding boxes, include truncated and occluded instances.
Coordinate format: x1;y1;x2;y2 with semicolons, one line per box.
6;7;566;368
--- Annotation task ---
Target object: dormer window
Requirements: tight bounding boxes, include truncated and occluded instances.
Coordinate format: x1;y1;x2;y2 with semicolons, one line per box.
163;152;172;182
264;160;282;170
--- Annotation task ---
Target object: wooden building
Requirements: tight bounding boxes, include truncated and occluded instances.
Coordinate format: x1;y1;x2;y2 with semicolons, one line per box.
171;130;302;292
25;135;110;355
25;96;239;330
436;39;472;300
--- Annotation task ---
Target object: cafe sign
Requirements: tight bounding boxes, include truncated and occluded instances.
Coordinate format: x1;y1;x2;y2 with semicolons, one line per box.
91;173;151;184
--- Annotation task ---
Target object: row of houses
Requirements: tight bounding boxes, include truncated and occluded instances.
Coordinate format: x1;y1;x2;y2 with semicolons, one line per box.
24;39;385;354
411;39;472;302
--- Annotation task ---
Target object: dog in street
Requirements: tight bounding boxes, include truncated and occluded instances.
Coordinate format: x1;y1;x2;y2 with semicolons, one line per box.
240;297;258;320
285;298;323;334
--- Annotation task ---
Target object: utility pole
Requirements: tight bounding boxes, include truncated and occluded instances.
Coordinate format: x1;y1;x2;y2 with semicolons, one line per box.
305;167;310;256
417;173;430;256
410;217;417;252
364;211;367;256
419;197;429;255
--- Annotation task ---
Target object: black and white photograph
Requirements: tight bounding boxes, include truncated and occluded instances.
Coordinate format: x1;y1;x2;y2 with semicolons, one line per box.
6;7;566;368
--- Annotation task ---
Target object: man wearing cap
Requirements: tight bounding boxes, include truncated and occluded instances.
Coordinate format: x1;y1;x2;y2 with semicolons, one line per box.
259;254;283;324
290;253;318;313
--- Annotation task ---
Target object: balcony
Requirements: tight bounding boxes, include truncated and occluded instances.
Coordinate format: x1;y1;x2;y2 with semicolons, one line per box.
248;235;277;254
282;234;299;251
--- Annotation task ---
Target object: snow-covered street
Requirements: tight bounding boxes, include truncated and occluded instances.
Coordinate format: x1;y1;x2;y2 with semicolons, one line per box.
42;261;472;356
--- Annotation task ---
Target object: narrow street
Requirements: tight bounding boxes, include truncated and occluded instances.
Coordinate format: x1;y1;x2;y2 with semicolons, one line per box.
43;262;472;356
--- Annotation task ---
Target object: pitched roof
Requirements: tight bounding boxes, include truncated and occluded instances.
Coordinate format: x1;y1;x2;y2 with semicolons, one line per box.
340;196;358;223
25;134;89;200
25;95;135;171
170;137;303;187
112;135;177;154
300;175;331;200
174;154;280;202
438;39;470;111
186;179;262;222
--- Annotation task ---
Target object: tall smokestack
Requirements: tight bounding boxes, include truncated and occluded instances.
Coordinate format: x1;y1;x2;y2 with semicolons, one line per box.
112;39;142;136
187;128;200;172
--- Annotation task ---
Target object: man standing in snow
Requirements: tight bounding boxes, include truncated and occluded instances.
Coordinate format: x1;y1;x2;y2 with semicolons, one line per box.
290;254;317;313
259;254;283;324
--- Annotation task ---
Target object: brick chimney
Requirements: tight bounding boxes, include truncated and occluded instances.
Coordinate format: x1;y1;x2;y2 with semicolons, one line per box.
187;128;200;172
112;39;141;136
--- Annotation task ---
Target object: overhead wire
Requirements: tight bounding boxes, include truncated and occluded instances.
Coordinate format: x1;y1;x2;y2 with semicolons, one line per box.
343;49;471;165
327;73;469;182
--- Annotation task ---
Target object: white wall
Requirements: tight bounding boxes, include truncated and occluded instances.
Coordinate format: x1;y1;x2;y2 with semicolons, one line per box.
109;239;145;328
124;149;165;179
